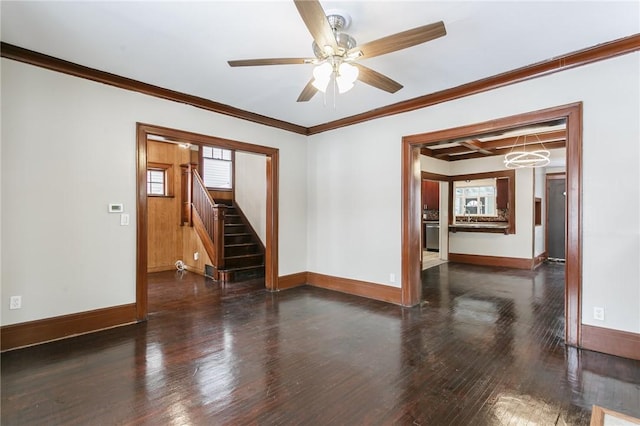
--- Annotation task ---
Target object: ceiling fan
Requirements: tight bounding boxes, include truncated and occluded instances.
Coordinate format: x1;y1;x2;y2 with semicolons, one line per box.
228;0;446;102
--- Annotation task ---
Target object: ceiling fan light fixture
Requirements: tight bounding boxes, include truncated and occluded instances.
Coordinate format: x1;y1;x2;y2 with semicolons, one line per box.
312;62;332;92
336;62;359;93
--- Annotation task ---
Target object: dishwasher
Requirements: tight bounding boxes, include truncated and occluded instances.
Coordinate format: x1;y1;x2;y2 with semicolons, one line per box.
425;222;440;251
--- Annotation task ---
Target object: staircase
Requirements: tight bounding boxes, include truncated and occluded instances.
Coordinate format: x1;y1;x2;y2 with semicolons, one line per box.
188;168;264;283
217;202;265;282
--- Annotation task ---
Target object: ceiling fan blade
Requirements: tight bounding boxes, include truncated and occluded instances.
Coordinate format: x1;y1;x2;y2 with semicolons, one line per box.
297;79;318;102
349;21;446;59
294;0;338;54
228;58;315;67
354;64;403;93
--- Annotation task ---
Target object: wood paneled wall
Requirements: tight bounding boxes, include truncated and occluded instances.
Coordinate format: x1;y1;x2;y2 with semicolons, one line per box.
181;226;213;275
147;141;192;272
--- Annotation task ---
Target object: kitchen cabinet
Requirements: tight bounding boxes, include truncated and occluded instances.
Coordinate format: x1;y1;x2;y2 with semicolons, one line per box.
422;180;440;209
496;178;509;209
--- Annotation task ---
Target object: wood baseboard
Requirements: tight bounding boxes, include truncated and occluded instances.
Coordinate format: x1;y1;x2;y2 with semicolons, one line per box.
277;272;307;290
307;272;402;305
449;253;534;270
581;324;640;361
147;265;176;273
0;304;137;352
533;251;547;269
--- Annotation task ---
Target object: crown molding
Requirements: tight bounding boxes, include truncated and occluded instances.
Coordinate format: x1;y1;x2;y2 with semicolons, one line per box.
0;42;308;135
307;33;640;135
3;33;639;136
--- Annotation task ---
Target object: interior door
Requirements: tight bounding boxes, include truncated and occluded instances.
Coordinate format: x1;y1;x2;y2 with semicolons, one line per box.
546;175;566;261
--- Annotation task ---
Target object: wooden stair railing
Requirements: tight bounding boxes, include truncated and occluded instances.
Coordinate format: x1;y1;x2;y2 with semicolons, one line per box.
191;169;225;279
185;168;265;282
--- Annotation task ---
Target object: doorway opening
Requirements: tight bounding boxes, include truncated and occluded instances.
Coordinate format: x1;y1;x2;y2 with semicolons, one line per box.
402;103;582;346
546;173;566;262
421;172;449;270
136;123;280;321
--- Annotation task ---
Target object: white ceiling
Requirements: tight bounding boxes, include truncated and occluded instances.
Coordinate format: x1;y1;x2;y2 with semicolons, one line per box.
2;1;639;128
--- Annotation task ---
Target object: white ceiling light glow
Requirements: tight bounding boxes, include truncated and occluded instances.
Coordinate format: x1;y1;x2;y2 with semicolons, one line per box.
312;61;359;94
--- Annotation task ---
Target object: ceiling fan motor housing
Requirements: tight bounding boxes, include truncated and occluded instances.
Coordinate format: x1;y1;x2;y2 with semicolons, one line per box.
312;11;356;58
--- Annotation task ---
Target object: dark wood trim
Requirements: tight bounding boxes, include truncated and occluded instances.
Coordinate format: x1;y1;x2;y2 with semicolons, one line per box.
533;251;547;269
564;105;582;347
0;304;137;351
420;171;449;181
136;123;279;317
401;140;422;306
3;34;638;137
0;42;307;136
448;253;534;270
307;272;402;305
308;34;640;135
265;151;279;291
136;125;149;320
581;325;640;361
402;102;582;348
277;272;308;290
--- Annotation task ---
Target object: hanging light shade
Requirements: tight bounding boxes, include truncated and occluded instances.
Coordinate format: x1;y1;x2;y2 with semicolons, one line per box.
504;135;550;169
312;61;359;94
312;62;333;92
336;62;359;94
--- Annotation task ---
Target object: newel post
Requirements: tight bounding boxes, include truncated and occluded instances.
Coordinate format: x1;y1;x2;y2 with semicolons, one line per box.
180;163;195;226
212;204;226;278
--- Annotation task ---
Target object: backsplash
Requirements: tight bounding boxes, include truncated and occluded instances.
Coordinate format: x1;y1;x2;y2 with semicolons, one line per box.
423;209;439;221
454;208;508;223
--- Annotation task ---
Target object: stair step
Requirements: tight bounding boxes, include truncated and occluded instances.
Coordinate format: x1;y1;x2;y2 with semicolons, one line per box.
225;233;253;244
219;264;265;281
224;253;263;269
224;243;260;256
225;214;243;224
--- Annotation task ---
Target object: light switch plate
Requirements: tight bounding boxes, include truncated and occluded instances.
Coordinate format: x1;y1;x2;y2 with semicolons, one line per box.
120;213;130;226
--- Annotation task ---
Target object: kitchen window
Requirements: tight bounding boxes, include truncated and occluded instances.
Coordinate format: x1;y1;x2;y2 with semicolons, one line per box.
454;179;496;217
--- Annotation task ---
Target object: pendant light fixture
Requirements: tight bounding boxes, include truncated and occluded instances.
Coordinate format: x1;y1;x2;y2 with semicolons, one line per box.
504;134;550;169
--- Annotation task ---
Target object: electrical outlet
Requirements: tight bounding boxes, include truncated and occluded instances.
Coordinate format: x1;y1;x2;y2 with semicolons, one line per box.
194;252;199;261
389;273;396;283
9;296;22;310
593;307;605;321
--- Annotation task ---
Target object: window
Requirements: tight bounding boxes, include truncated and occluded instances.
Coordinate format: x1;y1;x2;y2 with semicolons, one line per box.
146;162;173;197
202;146;232;189
454;179;496;217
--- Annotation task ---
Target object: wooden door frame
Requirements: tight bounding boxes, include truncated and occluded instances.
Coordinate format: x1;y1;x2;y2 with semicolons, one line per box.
136;123;279;321
402;103;582;346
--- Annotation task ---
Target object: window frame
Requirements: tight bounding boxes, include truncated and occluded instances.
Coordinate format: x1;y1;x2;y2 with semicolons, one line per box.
146;162;174;197
200;146;234;191
453;180;497;217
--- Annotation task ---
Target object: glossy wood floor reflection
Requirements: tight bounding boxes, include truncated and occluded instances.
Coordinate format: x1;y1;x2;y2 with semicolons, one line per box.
2;264;639;425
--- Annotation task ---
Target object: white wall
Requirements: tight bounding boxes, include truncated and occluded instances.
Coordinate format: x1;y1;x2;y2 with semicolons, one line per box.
235;151;267;244
1;58;308;326
307;53;640;334
3;52;639;335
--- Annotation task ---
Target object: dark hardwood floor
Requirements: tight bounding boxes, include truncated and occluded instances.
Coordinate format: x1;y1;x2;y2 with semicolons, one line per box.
2;263;639;425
